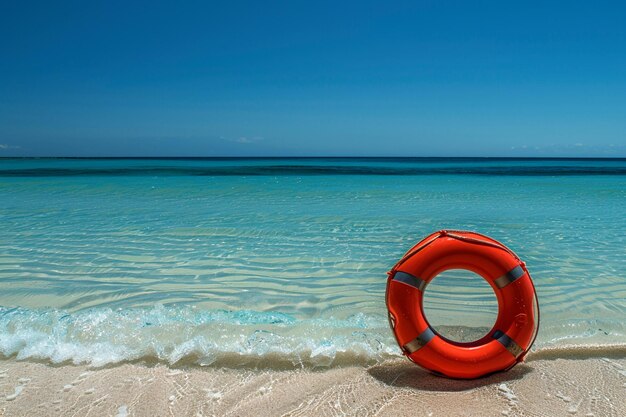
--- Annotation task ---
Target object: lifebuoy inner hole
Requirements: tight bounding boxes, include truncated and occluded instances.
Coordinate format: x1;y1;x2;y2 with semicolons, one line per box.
422;269;499;343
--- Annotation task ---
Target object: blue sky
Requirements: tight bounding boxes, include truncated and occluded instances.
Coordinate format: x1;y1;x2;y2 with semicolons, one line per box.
1;1;625;157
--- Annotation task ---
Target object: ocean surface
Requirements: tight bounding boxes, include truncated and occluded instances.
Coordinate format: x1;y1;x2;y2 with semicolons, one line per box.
0;158;625;368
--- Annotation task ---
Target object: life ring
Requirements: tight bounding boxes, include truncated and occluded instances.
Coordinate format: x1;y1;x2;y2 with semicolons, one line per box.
386;230;539;379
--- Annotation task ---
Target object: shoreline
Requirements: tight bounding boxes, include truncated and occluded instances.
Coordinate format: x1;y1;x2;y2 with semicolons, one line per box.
1;354;624;416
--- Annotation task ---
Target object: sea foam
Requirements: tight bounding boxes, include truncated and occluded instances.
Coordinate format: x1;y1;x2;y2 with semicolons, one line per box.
1;305;624;369
0;305;398;368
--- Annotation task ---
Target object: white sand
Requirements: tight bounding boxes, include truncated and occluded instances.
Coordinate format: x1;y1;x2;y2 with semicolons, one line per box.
0;352;624;416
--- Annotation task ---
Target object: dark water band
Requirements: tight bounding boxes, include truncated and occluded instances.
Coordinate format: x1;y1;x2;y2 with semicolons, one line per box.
2;165;626;177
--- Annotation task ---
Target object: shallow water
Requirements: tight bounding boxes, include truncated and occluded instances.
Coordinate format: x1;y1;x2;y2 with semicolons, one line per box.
0;158;625;367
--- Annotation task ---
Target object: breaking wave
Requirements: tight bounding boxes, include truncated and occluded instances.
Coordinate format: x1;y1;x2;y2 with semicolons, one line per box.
1;305;624;369
0;306;398;368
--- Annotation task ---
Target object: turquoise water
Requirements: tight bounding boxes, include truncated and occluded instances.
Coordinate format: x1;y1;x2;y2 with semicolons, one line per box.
0;158;625;367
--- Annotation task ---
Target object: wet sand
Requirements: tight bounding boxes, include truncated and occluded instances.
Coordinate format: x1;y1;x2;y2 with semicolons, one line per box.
0;352;625;416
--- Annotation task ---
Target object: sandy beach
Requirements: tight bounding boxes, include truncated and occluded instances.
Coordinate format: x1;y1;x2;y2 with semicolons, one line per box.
1;347;624;417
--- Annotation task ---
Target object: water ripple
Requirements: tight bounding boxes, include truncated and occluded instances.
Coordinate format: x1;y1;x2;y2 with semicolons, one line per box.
1;158;625;364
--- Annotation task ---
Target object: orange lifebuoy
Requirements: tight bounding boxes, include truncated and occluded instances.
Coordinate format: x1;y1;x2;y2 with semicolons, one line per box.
386;230;539;379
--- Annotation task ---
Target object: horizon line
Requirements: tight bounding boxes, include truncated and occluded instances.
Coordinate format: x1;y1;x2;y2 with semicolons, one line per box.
2;156;626;160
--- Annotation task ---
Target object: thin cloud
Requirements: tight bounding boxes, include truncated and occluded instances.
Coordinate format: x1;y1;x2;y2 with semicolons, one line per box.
229;136;264;144
511;143;626;155
0;144;20;150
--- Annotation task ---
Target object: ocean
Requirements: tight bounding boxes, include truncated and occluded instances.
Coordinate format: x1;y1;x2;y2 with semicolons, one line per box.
1;158;625;368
